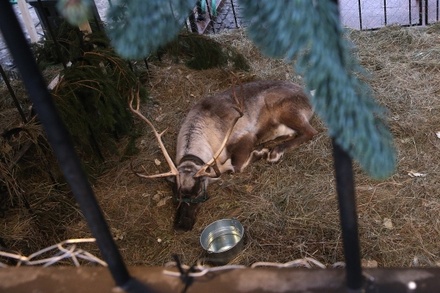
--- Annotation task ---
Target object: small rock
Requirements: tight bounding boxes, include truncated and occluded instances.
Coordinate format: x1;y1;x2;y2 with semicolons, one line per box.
383;218;393;229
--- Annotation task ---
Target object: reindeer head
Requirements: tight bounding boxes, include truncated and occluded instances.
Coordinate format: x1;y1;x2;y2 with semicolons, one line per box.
167;160;207;231
169;161;208;231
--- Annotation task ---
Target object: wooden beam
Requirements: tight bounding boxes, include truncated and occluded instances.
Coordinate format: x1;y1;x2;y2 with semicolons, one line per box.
16;0;38;43
1;266;440;293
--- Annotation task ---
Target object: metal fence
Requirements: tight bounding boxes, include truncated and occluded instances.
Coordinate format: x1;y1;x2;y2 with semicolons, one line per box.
340;0;440;30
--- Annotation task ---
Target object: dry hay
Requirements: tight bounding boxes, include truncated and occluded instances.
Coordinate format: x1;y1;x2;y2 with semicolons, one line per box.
1;25;440;268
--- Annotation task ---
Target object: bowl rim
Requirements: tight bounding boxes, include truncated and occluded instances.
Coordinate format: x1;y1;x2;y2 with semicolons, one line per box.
199;218;244;252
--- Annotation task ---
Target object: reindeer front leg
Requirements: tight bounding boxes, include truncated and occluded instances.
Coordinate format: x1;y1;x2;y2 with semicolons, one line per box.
267;124;317;163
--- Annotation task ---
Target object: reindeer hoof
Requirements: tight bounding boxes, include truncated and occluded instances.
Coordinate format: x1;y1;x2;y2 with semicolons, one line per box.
253;148;269;159
267;150;284;163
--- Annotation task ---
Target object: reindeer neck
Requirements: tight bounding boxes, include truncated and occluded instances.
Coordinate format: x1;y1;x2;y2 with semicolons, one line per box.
176;116;217;164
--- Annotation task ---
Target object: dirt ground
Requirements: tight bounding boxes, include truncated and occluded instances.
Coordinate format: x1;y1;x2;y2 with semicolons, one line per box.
1;25;440;268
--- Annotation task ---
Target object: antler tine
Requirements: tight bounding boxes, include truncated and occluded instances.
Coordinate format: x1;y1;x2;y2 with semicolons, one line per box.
130;160;177;179
194;82;244;178
231;79;244;117
129;88;179;178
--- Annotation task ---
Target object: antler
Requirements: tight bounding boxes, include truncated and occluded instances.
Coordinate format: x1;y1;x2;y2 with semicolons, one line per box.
194;81;244;178
129;88;179;178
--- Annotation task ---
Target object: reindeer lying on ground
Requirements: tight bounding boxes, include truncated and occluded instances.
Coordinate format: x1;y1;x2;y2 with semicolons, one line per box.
130;80;317;231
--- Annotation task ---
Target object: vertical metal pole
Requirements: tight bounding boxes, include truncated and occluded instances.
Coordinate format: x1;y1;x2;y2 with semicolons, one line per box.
409;0;412;25
188;7;199;33
204;0;216;33
437;0;439;22
330;0;363;291
425;0;429;25
357;0;362;30
383;0;387;26
0;2;153;292
332;140;363;291
90;0;103;32
230;0;239;28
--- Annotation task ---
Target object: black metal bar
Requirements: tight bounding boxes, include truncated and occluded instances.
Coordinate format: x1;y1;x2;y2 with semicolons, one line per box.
383;0;387;26
204;0;216;33
0;2;153;292
436;0;440;21
409;0;412;25
358;0;363;30
329;1;363;290
332;140;363;291
419;0;423;25
0;63;27;123
188;8;199;33
425;0;429;25
230;0;239;28
90;0;103;32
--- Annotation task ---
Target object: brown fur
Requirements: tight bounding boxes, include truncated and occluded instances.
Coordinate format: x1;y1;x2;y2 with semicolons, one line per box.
172;80;317;230
131;80;317;231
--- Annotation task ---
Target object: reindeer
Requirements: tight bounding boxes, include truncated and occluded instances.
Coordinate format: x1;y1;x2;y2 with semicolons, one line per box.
129;80;317;231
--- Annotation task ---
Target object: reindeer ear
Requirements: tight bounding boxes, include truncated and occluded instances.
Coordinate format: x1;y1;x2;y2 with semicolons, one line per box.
166;176;176;183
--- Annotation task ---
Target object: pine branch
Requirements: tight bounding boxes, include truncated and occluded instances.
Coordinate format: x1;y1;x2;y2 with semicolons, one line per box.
239;0;396;179
105;0;195;59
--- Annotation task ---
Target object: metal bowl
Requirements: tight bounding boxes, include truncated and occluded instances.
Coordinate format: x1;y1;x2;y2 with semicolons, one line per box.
200;219;244;264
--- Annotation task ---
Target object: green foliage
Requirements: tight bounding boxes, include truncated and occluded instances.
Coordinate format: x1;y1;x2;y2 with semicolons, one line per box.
31;22;77;67
32;21;109;69
51;45;144;171
163;33;250;70
106;0;195;59
239;0;396;179
31;26;145;173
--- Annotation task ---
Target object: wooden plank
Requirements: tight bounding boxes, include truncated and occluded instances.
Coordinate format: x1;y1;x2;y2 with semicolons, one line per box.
16;0;38;43
1;266;440;292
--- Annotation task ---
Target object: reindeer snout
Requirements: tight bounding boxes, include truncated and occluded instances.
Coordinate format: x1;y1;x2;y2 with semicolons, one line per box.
174;203;198;231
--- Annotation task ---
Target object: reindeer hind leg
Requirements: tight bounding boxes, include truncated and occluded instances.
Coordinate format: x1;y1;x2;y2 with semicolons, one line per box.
267;115;317;163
